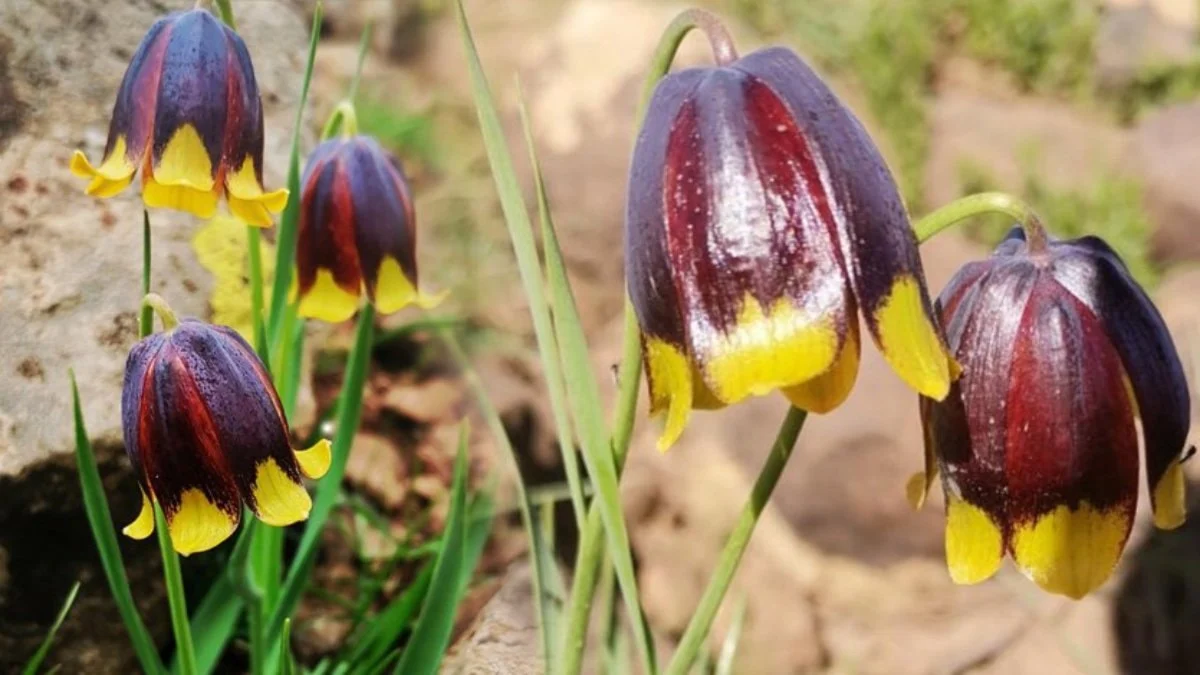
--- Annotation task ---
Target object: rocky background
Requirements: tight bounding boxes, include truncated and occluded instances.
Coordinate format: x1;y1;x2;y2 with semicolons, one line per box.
4;0;1200;673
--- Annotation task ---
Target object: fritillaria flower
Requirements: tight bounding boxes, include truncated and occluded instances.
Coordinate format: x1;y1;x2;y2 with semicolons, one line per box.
295;135;441;323
70;9;286;226
912;227;1191;598
122;319;330;555
626;45;955;450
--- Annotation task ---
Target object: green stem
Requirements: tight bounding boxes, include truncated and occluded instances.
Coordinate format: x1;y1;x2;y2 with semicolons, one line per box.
663;408;808;675
912;191;1046;248
247;227;268;360
141;293;178;332
321;100;360;140
155;503;198;675
213;0;236;29
634;8;737;124
140;211;153;337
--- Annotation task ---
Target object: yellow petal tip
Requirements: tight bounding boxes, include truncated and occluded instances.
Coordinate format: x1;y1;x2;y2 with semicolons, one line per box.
296;438;332;479
945;496;1003;585
251;459;313;527
298;268;361;323
122;492;155;540
1153;460;1186;530
906;472;929;510
167;489;239;556
1011;503;1130;600
874;277;953;400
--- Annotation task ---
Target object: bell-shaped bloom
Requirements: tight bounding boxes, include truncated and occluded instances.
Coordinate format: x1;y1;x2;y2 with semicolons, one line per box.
911;228;1191;599
295;135;442;323
70;9;287;226
626;46;955;450
121;319;331;555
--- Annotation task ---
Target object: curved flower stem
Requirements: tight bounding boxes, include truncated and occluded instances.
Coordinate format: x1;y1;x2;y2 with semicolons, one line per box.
213;0;236;29
141;293;178;332
321;100;360;140
912;191;1047;248
663;408;808;675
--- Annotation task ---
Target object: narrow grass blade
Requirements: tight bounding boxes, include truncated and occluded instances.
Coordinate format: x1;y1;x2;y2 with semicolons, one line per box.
269;304;375;638
714;598;747;675
392;425;473;675
450;0;586;534
267;1;323;346
140;211;153;336
70;373;165;675
533;502;564;665
183;575;243;675
21;581;81;675
344;562;434;669
518;94;655;673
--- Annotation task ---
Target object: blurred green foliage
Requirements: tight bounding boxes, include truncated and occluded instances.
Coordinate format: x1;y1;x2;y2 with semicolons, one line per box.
957;153;1159;286
1114;58;1200;123
726;0;1101;209
355;95;439;168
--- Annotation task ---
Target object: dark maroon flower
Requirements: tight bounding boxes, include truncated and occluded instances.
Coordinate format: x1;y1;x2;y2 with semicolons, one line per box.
70;9;286;225
912;227;1190;598
626;46;954;450
121;319;330;555
295;135;441;323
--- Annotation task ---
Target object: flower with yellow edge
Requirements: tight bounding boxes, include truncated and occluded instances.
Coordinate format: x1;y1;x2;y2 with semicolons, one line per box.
626;45;955;451
122;318;330;555
294;135;443;323
70;9;286;226
910;226;1191;599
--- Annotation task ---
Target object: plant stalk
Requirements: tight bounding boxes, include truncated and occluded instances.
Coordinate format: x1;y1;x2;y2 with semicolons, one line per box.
912;191;1046;248
662;408;808;675
155;504;198;675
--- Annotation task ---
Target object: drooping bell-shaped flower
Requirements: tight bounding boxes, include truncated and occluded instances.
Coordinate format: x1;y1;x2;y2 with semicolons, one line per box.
122;319;330;555
70;9;287;226
295;135;442;323
626;46;955;450
911;227;1191;599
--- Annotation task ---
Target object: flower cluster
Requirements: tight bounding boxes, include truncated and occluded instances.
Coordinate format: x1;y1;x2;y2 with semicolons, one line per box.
75;7;437;554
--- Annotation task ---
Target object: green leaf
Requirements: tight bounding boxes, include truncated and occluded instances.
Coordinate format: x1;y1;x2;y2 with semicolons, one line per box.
182;575;244;675
517;88;655;674
269;304;375;639
21;580;81;675
266;0;323;347
343;562;434;670
70;372;165;675
392;425;475;675
449;0;586;535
